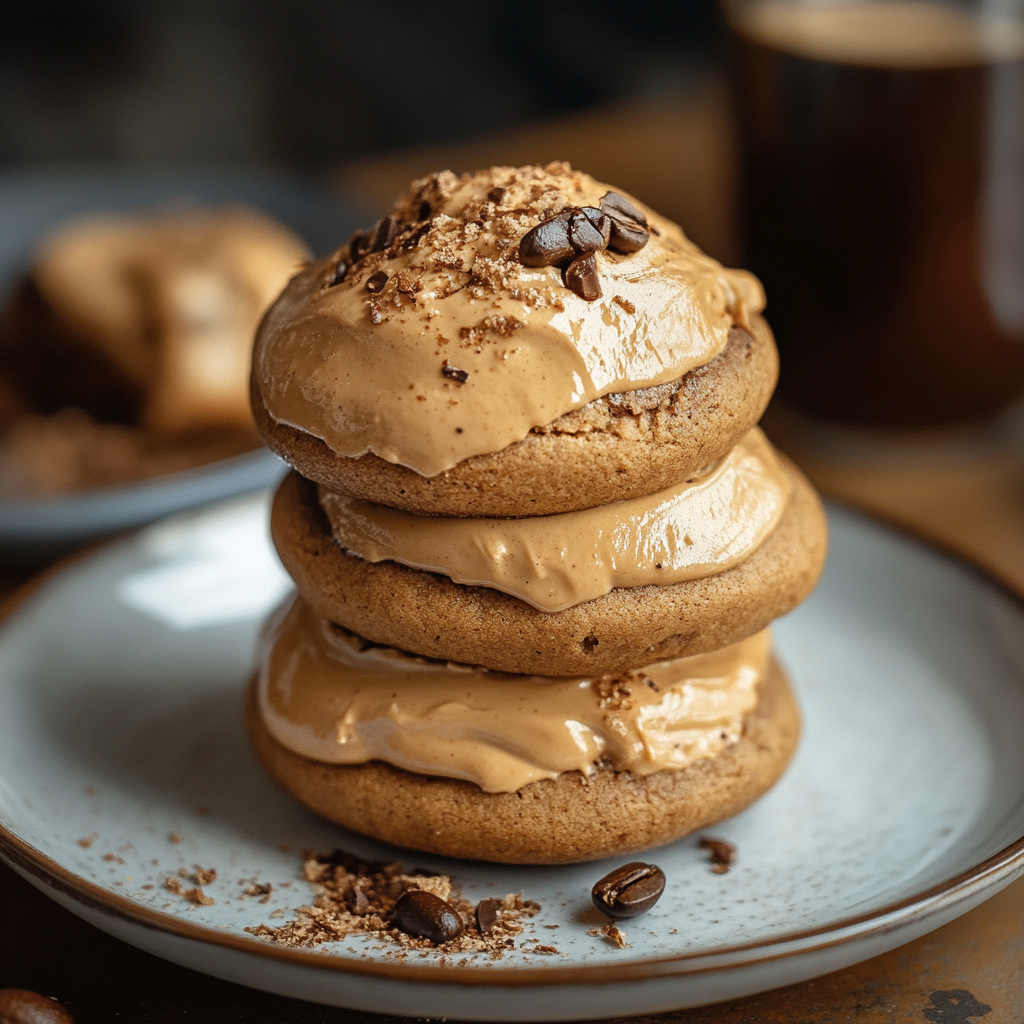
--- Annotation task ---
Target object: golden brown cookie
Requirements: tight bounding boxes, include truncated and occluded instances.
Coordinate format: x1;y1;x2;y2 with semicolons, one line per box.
271;458;827;676
246;655;800;864
252;319;778;518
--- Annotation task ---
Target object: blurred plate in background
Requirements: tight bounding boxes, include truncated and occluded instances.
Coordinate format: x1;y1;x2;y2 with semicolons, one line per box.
0;166;366;565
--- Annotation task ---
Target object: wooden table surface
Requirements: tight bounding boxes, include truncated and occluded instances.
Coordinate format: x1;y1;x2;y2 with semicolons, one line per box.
3;86;1024;1022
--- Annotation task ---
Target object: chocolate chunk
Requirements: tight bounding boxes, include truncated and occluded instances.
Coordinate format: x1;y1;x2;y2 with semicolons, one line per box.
568;211;607;254
606;217;649;255
369;214;400;253
0;989;76;1023
487;186;507;205
699;836;736;873
441;363;469;383
591;862;666;919
565;254;602;301
366;271;389;293
349;229;370;262
392;889;465;944
328;261;348;287
599;191;648;229
476;897;500;934
418;200;432;221
518;212;574;267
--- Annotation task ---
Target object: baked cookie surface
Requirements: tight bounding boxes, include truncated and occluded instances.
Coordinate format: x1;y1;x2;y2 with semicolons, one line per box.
252;319;778;517
271;458;827;676
246;656;800;864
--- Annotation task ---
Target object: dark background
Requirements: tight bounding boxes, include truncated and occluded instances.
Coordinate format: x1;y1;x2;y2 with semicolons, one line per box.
0;0;723;168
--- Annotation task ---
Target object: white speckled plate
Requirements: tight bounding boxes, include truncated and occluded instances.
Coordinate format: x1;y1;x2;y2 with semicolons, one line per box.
1;494;1023;1020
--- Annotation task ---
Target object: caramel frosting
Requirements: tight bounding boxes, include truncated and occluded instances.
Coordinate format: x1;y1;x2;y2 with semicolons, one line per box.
253;162;765;476
34;208;309;433
257;597;770;793
319;427;790;612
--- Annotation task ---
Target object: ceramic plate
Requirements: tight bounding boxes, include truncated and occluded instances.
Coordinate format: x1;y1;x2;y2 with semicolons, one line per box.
0;167;365;563
1;495;1023;1020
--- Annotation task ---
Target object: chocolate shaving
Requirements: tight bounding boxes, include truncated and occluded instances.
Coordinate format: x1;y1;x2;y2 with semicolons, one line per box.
487;186;508;205
441;362;469;383
366;271;389;294
349;229;370;262
328;260;348;287
418;200;432;221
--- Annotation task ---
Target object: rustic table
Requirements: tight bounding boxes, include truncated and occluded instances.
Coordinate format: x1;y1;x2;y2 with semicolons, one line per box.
3;87;1023;1022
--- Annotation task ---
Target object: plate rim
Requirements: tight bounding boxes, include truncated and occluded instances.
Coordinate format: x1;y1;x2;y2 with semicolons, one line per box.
1;503;1023;988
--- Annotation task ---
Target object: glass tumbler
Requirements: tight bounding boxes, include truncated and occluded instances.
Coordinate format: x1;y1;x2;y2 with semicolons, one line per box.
724;0;1024;426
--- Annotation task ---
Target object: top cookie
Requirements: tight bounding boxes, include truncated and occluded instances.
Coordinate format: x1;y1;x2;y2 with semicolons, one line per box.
251;163;772;514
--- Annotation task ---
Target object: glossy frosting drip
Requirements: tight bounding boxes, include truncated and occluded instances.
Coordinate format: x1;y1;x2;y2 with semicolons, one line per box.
319;427;790;612
253;162;765;476
257;598;770;793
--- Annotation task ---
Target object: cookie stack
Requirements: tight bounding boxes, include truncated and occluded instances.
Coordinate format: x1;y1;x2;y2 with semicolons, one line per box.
248;163;826;864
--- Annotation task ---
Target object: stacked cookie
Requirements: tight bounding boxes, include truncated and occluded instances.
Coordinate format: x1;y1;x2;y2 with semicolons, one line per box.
248;164;827;864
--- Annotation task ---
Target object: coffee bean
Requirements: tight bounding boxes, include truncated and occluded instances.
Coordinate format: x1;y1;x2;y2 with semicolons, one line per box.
568;211;607;255
591;862;666;919
581;207;612;247
476;897;500;934
599;191;648;229
565;254;602;301
0;989;75;1024
349;229;370;262
418;200;432;221
487;186;507;205
366;271;389;293
328;261;348;287
606;217;649;255
392;889;465;944
441;363;469;383
518;212;574;267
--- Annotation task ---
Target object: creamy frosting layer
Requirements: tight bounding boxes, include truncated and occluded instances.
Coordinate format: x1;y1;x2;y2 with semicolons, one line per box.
254;163;765;476
319;427;790;612
257;597;769;793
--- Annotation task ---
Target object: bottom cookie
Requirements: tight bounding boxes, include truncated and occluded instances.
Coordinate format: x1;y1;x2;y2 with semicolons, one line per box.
246;657;800;865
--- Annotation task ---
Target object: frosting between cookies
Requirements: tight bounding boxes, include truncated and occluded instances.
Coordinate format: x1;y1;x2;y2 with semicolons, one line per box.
318;427;790;612
257;597;769;793
253;163;764;476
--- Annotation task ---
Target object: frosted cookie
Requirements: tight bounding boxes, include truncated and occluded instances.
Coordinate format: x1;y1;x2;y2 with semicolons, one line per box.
247;608;800;864
270;454;827;676
251;162;772;516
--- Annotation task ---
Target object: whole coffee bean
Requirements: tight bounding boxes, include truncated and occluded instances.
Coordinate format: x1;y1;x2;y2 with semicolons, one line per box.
581;207;612;246
348;228;370;262
369;214;400;252
565;254;602;301
476;897;500;935
518;212;574;267
392;889;465;944
599;191;648;229
591;862;666;919
0;989;75;1024
606;217;650;255
568;211;607;255
366;271;389;293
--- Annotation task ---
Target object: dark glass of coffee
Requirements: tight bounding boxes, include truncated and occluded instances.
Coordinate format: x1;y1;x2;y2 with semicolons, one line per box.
727;0;1024;426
